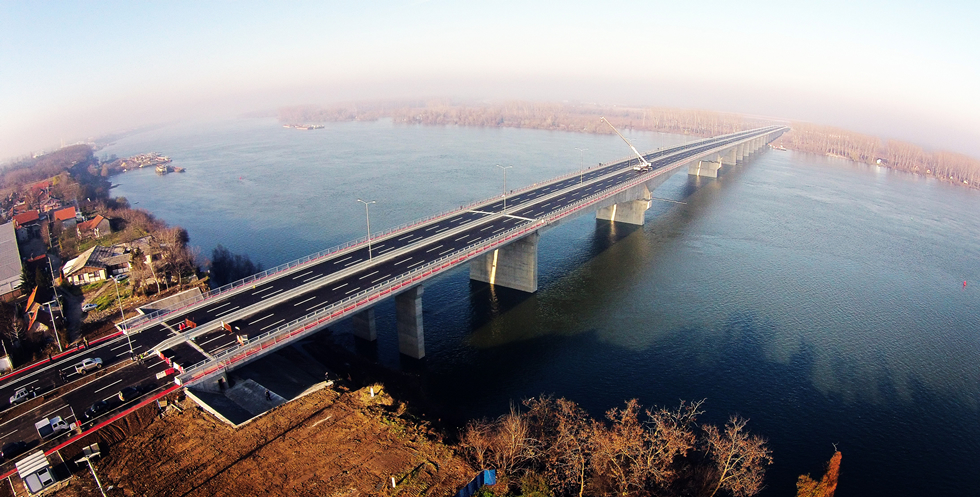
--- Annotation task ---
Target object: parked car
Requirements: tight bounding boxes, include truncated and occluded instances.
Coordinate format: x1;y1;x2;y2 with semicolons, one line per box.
83;400;111;421
74;357;103;375
0;441;28;461
81;303;97;312
9;386;38;405
118;386;142;402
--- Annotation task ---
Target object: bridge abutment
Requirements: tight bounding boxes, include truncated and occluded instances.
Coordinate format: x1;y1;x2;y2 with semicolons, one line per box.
469;231;539;293
396;286;425;359
596;199;651;225
353;309;377;341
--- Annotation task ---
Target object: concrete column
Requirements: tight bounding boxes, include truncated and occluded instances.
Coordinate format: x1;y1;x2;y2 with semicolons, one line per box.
721;147;738;166
353;308;377;341
396;286;424;359
736;143;746;162
689;159;723;178
596;199;651;225
469;231;539;293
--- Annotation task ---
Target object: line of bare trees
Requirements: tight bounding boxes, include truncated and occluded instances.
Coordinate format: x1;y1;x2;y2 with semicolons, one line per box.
772;122;980;188
459;396;772;497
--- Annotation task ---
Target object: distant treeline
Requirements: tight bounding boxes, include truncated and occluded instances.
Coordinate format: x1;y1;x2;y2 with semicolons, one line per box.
772;123;980;188
280;100;980;189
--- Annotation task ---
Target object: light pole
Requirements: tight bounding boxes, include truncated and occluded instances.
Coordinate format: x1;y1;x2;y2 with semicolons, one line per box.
575;148;588;184
75;450;107;497
495;164;512;210
356;199;377;260
44;301;62;353
111;277;134;356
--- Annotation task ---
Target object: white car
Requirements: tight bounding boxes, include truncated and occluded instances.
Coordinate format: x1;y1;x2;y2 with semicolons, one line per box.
74;357;103;374
81;303;97;312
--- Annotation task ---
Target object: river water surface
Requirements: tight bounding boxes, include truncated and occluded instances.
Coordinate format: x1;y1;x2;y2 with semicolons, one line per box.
106;118;980;496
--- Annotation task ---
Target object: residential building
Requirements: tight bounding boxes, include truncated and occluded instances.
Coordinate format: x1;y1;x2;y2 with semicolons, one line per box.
0;221;23;301
76;215;110;239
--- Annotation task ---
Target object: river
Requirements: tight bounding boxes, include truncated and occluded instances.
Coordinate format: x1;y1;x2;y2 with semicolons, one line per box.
105;117;980;496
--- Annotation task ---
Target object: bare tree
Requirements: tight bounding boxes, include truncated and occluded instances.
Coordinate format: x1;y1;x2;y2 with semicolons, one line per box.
524;396;593;497
703;416;772;497
460;418;495;469
796;451;841;497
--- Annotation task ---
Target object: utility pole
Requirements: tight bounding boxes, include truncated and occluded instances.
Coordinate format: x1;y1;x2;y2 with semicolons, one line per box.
46;301;62;353
112;277;134;356
356;199;377;260
575;148;588;184
495;165;513;210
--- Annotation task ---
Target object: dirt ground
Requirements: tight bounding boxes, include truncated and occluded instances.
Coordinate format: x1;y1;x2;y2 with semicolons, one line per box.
46;383;474;497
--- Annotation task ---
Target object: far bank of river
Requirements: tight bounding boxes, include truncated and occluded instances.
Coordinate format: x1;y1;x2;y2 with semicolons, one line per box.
105;117;980;497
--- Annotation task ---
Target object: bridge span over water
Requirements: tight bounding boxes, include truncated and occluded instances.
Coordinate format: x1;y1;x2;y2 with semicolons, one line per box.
120;126;786;389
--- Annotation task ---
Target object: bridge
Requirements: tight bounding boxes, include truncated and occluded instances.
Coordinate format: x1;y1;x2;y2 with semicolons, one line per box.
113;125;787;390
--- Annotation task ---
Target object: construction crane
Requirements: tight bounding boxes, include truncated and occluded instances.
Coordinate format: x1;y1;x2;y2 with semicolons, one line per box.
600;117;652;172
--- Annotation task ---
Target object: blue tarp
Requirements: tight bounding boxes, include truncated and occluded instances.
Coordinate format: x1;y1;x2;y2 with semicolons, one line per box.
455;469;497;497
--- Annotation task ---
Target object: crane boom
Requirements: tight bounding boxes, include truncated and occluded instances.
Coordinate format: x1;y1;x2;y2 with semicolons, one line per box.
600;117;652;171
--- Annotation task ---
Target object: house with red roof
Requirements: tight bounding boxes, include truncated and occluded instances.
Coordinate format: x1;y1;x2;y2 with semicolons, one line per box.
76;215;110;239
53;206;77;231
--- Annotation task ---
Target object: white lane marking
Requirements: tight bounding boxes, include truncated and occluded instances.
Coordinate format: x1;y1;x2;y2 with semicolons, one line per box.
343;259;359;267
15;379;39;387
210;302;232;311
424;225;439;231
336;255;353;263
493;227;506;234
306;302;326;311
251;286;275;295
480;225;494;231
261;289;284;299
214;306;240;317
406;260;424;269
331;283;348;291
42;405;69;418
301;276;320;283
110;342;130;351
294;296;317;306
198;335;226;346
435;227;449;233
425;244;443;253
376;246;394;254
345;287;359;295
394;258;412;265
249;314;275;325
359;270;379;280
94;379;123;393
454;235;469;242
371;274;391;284
260;319;285;331
397;234;414;241
438;248;454;256
0;430;17;439
291;270;314;279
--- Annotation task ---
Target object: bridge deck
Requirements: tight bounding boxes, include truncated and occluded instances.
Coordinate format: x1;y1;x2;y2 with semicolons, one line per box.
132;126;784;381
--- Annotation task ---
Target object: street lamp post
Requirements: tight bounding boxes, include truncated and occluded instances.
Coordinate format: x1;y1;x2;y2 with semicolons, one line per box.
111;277;134;356
356;199;377;260
45;301;62;353
495;164;512;210
575;148;588;184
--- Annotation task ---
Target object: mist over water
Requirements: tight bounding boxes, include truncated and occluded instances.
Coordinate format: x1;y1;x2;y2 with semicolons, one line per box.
106;118;980;496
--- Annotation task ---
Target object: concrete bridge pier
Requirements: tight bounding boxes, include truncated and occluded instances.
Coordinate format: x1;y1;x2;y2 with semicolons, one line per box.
596;184;652;226
469;231;540;293
396;286;425;359
353;309;377;341
689;157;723;178
721;147;738;167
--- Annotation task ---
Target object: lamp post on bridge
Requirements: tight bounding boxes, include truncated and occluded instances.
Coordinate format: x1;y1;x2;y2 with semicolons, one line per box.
495;164;512;210
112;276;134;357
357;198;377;260
575;147;588;184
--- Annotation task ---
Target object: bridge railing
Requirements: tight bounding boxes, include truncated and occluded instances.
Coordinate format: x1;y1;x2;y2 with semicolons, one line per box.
131;130;773;334
119;138;716;333
175;132;769;383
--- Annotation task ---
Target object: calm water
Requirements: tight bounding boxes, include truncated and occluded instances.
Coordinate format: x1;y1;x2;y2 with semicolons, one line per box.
106;118;980;496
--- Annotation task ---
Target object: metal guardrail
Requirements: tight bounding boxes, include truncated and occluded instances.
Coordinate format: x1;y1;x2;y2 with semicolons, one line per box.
118;133;740;333
177;128;785;384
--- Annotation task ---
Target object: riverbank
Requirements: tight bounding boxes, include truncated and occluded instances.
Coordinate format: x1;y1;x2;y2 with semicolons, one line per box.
279;100;980;190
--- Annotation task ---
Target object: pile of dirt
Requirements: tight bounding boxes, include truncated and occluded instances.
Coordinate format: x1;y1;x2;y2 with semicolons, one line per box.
52;384;474;496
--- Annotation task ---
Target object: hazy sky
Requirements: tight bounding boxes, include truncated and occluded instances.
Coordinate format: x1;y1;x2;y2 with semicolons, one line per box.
2;0;978;160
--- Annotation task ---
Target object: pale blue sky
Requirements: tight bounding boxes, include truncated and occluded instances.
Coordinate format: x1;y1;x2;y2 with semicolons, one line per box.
2;0;978;160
